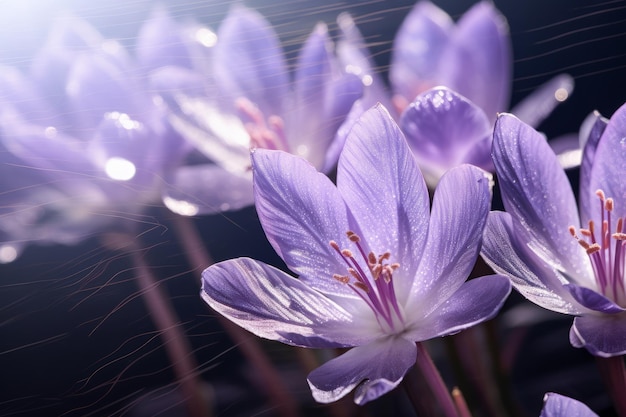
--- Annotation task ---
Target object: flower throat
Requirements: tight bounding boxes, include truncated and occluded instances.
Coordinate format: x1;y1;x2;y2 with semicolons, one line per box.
330;231;405;332
570;190;626;306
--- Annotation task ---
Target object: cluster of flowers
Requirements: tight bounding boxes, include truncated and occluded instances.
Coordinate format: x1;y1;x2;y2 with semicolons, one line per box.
0;1;623;416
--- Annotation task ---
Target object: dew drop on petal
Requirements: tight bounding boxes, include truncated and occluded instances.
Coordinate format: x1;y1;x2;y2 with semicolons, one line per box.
195;27;217;48
45;126;57;138
105;157;136;181
163;196;200;216
0;244;18;263
554;87;569;102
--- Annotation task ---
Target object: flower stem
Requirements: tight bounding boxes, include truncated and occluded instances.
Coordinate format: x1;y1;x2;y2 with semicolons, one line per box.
413;342;459;417
172;215;301;417
596;355;626;417
452;387;473;417
126;239;211;417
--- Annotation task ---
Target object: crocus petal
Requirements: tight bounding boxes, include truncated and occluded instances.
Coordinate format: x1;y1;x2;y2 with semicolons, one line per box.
481;212;588;315
409;164;491;314
136;8;193;71
540;393;599;417
201;258;375;348
320;73;364;172
439;1;511;121
165;95;251;174
286;23;335;169
549;133;582;170
251;149;355;297
307;337;416;404
213;6;288;116
1;117;96;177
565;284;625;314
493;113;592;280
0;66;56;124
66;53;145;130
293;23;332;112
389;1;452;101
578;111;608;222
335;13;393;112
162;165;254;216
571;314;626;357
400;87;492;181
406;275;510;341
510;74;574;128
587;101;626;220
337;104;429;297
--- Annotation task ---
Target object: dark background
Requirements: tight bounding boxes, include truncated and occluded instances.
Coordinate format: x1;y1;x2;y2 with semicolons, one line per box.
1;0;625;416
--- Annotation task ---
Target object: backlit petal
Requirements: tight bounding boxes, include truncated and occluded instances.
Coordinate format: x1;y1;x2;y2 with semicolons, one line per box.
571;314;626;357
409;164;491;314
337;104;429;296
493;113;591;279
201;258;375;348
251;149;354;297
307;337;416;404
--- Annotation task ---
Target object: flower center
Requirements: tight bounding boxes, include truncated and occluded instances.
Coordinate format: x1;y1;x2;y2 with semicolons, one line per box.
236;97;288;152
570;190;626;306
330;231;405;333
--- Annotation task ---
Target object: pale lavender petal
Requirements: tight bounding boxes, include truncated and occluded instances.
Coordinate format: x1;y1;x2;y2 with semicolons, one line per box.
406;275;510;341
493;114;591;279
579;111;608;222
136;8;193;71
213;6;288;116
400;87;492;180
163;164;254;215
165;95;251;173
319;73;364;172
481;211;587;315
201;258;374;348
336;13;393;112
307;337;416;404
337;104;429;297
540;393;599;417
251;149;354;297
510;74;574;128
0;66;56;125
390;1;452;101
323;98;365;173
587;102;626;220
571;314;626;357
66;53;145;131
549;134;582;170
285;23;335;169
31;15;130;102
439;1;511;121
564;284;625;314
293;23;331;111
149;66;207;99
88;113;166;197
409;164;491;314
1;118;95;177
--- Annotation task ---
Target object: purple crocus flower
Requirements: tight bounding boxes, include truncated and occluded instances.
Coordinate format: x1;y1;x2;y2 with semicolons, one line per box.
481;104;626;357
540;393;599;417
150;6;362;215
340;1;572;124
201;104;511;404
0;14;187;259
335;1;573;185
